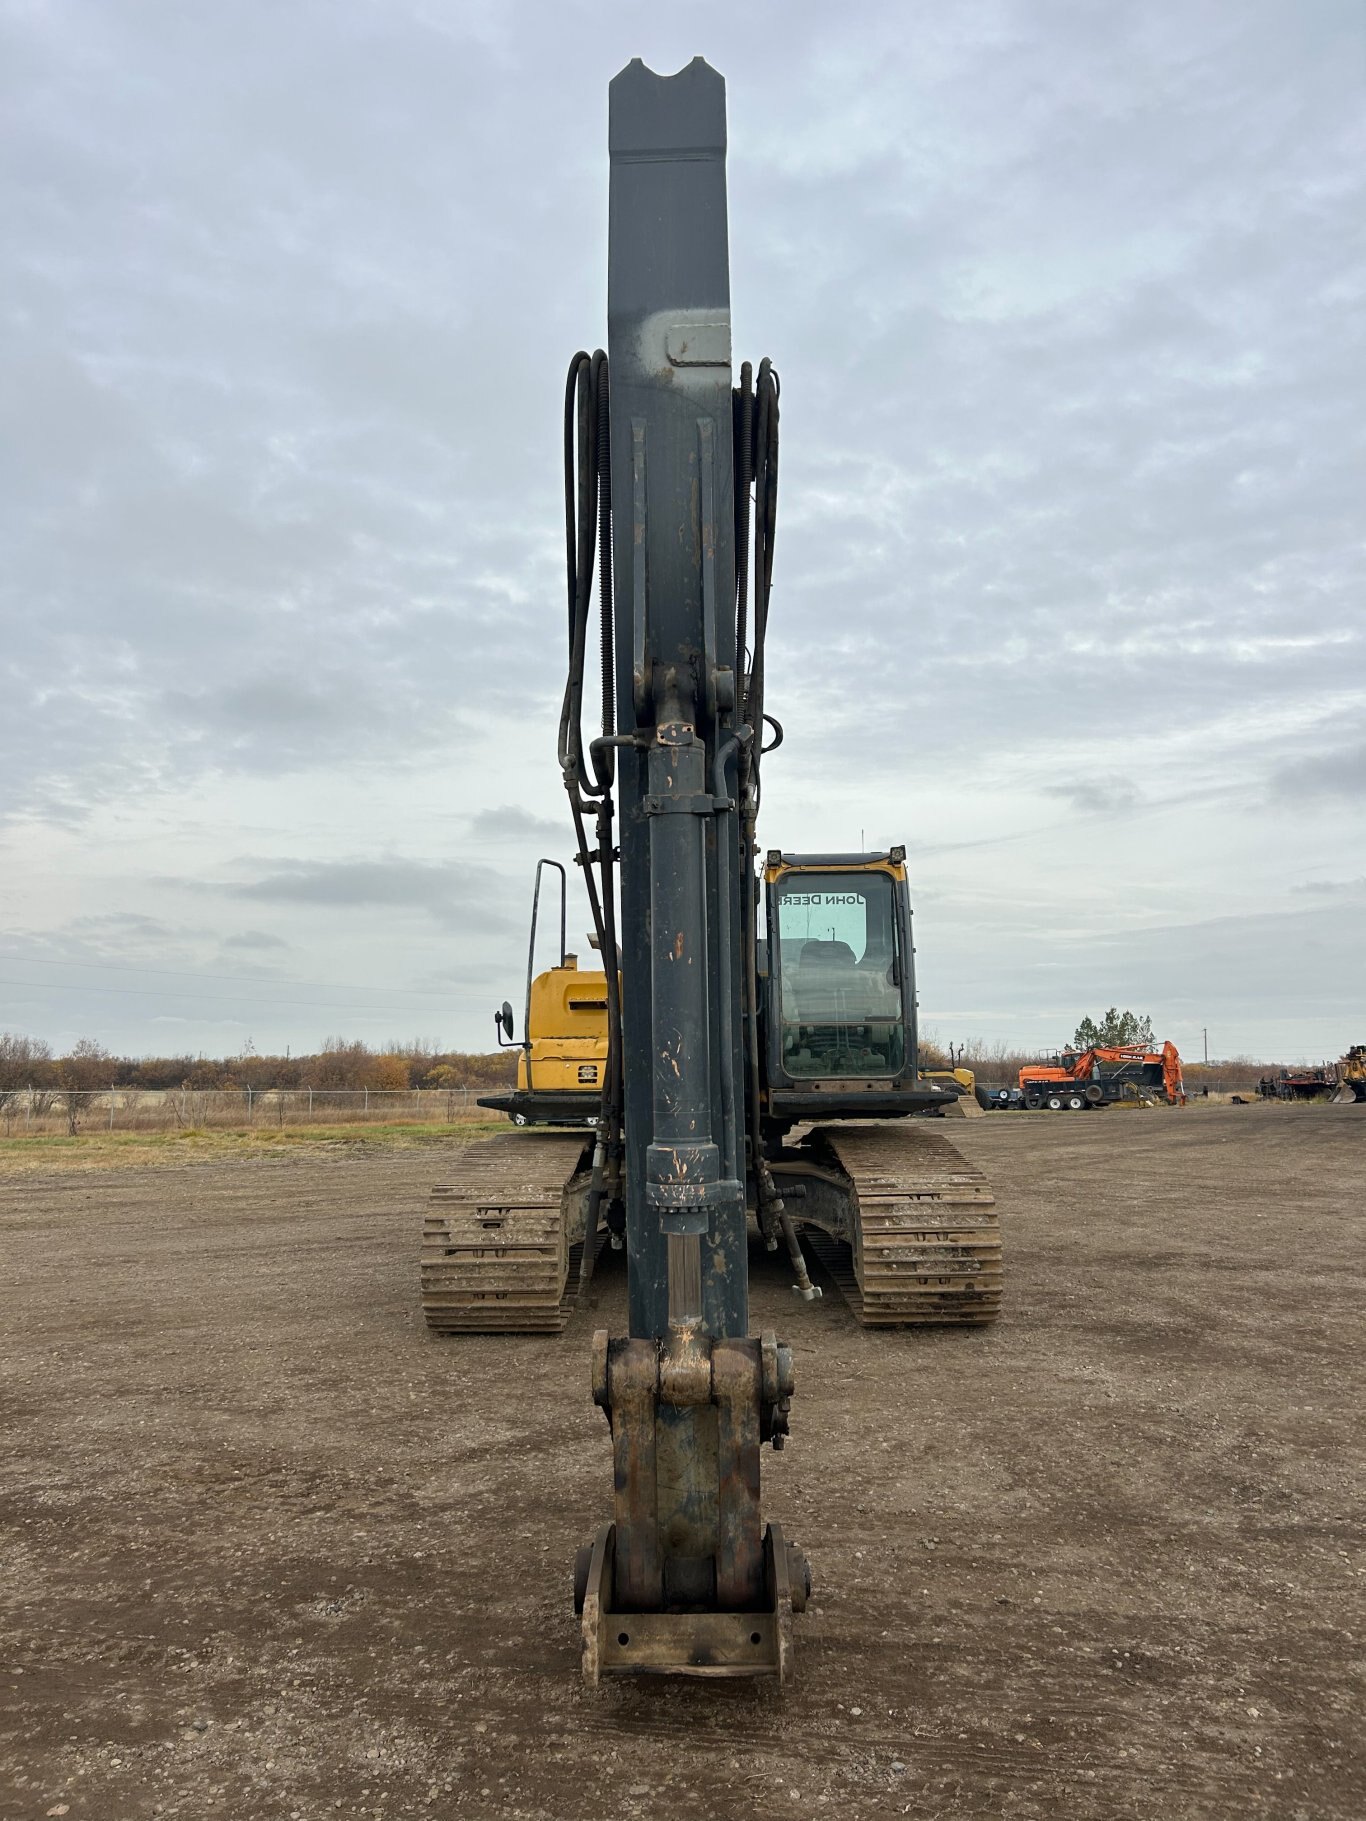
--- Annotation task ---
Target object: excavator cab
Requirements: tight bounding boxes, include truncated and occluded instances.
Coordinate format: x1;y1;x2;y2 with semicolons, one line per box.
761;848;956;1126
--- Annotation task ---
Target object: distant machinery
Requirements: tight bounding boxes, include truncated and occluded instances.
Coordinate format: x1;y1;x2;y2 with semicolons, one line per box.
1019;1042;1186;1110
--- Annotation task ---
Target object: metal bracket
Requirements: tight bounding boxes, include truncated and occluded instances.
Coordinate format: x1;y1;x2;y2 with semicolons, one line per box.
578;1520;807;1684
642;792;725;816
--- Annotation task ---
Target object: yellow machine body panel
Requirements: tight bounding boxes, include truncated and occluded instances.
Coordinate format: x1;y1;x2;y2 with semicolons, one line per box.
517;959;610;1094
763;855;907;890
921;1067;976;1094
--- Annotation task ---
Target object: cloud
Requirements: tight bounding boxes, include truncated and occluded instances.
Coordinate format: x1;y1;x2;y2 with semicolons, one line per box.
1290;875;1366;900
222;857;512;932
1041;776;1140;815
221;929;290;951
65;912;176;940
466;805;567;844
1270;742;1366;804
919;900;1356;1060
2;2;1362;1053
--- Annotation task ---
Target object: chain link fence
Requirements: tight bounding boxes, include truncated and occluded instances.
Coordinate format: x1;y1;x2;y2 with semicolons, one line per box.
0;1086;497;1136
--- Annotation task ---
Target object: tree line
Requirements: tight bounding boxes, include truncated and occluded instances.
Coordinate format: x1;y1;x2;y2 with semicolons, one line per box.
0;1013;1299;1115
0;1033;516;1100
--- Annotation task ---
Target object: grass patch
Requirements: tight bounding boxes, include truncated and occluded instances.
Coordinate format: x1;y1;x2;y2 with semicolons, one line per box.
0;1118;509;1177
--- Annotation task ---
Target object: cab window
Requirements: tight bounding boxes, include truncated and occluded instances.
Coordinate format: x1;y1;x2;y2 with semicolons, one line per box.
773;873;905;1078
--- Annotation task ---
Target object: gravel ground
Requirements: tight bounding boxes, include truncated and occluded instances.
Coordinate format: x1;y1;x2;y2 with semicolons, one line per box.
1;1104;1362;1820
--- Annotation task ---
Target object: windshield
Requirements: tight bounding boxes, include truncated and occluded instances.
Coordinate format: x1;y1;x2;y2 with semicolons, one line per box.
773;871;905;1078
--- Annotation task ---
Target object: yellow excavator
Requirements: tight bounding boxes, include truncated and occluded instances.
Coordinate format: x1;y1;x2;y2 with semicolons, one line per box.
433;841;1000;1331
1335;1045;1366;1103
479;860;612;1127
920;1067;983;1115
422;59;1002;1683
480;856;981;1126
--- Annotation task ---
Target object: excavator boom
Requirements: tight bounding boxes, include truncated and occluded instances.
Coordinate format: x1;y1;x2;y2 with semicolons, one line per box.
567;57;807;1681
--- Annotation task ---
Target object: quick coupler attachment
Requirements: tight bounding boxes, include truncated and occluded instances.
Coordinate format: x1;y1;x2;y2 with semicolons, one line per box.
575;1324;810;1683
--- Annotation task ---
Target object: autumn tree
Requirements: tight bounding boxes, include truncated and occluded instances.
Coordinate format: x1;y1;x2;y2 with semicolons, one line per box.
306;1039;412;1093
56;1038;113;1135
0;1032;53;1118
384;1040;440;1088
1071;1008;1155;1050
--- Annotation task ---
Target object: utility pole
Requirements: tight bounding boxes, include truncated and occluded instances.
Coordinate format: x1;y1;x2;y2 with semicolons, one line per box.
1203;1027;1209;1064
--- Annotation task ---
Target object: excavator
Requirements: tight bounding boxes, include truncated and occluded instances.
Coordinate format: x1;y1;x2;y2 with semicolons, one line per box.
479;858;611;1128
422;58;1002;1683
480;857;983;1125
1334;1046;1366;1104
1019;1041;1186;1109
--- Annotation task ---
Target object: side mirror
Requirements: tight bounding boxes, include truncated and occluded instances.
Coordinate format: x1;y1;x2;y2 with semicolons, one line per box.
495;1002;516;1042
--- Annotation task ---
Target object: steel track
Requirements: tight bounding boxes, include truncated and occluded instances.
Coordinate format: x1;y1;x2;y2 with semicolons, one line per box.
805;1124;1003;1326
421;1131;594;1334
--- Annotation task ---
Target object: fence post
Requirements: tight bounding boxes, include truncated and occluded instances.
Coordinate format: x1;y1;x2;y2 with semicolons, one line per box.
27;1086;32;1130
247;1086;253;1126
109;1086;115;1132
364;1087;369;1115
308;1087;314;1117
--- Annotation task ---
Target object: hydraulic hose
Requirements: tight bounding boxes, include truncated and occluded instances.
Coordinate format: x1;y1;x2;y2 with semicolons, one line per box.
560;351;624;1272
733;360;754;687
730;358;813;1297
595;369;614;783
749;360;780;759
560;350;613;798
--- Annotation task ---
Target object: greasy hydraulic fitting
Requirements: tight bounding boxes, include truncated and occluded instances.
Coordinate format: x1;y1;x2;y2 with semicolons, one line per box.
755;1158;821;1302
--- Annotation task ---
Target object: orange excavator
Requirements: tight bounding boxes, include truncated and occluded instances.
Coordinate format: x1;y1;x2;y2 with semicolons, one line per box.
1020;1042;1185;1110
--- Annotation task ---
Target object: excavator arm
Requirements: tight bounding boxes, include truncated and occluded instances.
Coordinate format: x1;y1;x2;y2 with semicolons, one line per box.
563;58;808;1682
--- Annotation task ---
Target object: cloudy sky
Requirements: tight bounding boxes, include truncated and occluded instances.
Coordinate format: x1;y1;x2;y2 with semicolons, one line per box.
2;0;1362;1064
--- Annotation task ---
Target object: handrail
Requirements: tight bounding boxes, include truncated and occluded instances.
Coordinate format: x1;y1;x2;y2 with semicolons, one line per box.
524;859;568;1095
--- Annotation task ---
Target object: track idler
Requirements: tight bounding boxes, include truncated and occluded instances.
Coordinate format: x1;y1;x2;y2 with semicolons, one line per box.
575;1324;810;1682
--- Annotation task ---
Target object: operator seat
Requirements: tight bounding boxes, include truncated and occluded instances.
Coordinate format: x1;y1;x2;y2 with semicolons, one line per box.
790;938;859;1023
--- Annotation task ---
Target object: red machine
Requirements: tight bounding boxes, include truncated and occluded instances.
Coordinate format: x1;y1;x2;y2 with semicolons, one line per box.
1020;1043;1185;1110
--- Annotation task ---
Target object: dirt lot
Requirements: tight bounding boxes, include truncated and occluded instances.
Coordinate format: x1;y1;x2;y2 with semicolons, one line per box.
2;1105;1362;1820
